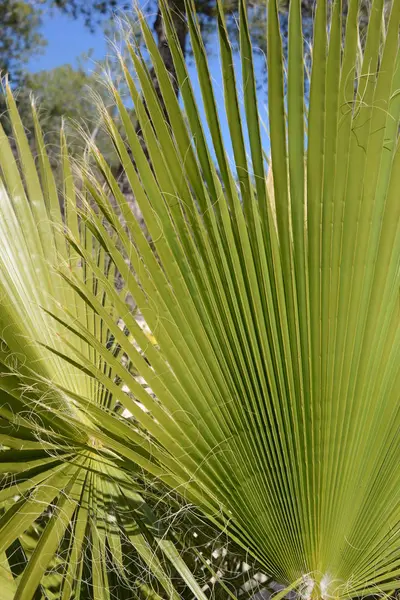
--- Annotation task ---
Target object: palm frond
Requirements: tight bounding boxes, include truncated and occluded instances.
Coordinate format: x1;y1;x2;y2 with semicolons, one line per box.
45;0;400;596
0;88;223;599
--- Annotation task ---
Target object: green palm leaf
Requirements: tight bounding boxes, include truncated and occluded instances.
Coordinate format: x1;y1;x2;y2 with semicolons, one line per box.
44;0;399;596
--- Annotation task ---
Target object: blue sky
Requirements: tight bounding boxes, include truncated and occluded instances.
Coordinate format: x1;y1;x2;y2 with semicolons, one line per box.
27;3;270;162
27;11;108;73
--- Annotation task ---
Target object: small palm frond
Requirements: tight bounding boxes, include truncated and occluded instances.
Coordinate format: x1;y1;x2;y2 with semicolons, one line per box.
0;86;219;600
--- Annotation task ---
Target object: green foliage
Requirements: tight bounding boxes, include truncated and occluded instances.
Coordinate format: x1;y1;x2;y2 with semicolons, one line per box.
0;0;400;598
0;1;45;80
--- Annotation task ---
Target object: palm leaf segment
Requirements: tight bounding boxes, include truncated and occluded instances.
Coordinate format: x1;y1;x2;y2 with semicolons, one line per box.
48;0;399;596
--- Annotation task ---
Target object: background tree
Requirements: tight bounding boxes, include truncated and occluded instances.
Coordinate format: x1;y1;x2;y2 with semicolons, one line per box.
0;1;45;83
0;0;130;144
0;0;130;85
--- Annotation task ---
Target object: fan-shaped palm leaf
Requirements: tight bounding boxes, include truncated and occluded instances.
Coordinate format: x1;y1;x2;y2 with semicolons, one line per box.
44;0;400;597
